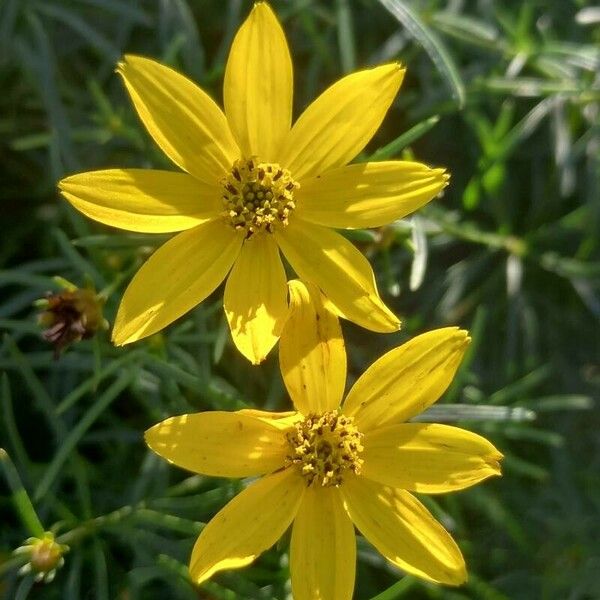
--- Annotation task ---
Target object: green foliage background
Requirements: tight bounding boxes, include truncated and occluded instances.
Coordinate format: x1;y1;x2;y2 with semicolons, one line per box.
1;0;599;598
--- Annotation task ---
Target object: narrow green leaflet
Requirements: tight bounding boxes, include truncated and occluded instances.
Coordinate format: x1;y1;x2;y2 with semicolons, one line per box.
377;0;465;107
369;115;440;160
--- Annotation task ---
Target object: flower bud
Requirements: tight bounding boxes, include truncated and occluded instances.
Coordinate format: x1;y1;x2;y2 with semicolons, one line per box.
14;533;68;583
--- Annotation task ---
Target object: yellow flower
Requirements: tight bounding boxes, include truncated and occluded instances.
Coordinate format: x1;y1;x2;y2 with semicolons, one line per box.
14;532;68;583
145;281;502;597
59;2;448;364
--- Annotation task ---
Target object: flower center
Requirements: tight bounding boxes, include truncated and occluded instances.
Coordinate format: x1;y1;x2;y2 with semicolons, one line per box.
221;157;298;237
30;538;64;573
286;412;364;487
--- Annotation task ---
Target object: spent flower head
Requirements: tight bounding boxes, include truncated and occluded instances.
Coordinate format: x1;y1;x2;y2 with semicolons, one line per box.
36;278;107;356
58;2;448;364
145;280;502;597
14;532;68;583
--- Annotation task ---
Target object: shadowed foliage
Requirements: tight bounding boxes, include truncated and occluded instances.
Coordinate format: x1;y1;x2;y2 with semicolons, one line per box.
1;1;598;598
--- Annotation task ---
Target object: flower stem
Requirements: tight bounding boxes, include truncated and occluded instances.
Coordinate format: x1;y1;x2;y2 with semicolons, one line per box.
0;448;45;538
413;403;536;422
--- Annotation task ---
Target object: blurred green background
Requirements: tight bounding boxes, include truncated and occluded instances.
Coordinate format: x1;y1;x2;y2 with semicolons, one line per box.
1;0;599;598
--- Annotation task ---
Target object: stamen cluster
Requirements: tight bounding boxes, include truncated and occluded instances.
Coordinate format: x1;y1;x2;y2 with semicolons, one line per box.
286;412;364;487
221;157;298;237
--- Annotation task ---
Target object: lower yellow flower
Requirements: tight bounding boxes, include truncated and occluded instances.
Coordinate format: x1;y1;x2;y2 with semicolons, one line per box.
145;282;502;597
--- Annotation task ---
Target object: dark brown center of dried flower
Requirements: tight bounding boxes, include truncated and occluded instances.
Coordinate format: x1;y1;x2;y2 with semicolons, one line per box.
286;412;364;487
37;288;105;357
221;157;298;237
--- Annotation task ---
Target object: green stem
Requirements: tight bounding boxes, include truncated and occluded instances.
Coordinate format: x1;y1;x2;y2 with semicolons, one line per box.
0;449;45;538
369;577;416;600
370;115;440;160
56;505;136;546
413;403;536;422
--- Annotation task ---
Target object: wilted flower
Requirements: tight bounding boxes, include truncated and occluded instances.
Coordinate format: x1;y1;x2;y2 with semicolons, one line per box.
37;279;107;355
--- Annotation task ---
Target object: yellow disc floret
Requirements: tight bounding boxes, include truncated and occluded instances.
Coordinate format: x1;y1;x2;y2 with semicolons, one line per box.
286;412;364;487
221;157;298;237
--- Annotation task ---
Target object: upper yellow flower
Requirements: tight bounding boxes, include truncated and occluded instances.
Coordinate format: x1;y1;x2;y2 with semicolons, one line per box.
58;2;448;364
146;281;502;597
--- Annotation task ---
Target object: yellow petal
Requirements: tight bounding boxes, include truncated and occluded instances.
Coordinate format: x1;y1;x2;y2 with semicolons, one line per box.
342;475;466;586
279;64;405;181
224;2;292;161
117;55;239;184
113;221;242;345
279;280;346;414
237;408;302;429
343;328;470;431
145;410;290;477
275;220;400;333
362;423;502;493
296;161;449;229
59;169;221;233
224;235;288;364
190;468;305;584
290;486;355;600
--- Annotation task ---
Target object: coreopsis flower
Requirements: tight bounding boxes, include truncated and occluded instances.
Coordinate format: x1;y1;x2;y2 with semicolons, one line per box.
145;281;502;596
36;279;107;356
14;532;68;583
58;2;448;364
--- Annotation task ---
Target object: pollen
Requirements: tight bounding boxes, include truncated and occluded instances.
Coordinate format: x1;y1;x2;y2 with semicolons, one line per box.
286;412;364;487
221;157;299;237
